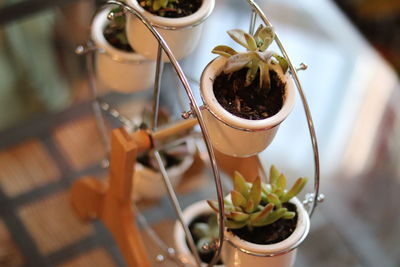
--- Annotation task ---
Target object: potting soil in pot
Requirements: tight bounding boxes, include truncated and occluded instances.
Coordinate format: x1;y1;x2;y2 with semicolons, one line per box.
230;202;297;245
213;69;285;120
138;0;202;18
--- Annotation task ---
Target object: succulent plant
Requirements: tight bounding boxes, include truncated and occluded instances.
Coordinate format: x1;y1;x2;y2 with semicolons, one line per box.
192;213;219;254
104;6;132;51
142;0;178;12
212;25;289;90
207;165;307;230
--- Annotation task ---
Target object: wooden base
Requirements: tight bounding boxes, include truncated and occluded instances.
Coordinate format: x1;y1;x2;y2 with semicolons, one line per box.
70;128;152;267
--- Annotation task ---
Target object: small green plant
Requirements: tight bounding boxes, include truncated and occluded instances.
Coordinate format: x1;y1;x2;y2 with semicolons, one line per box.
212;25;288;90
104;6;132;51
142;0;178;12
192;214;219;254
207;165;307;230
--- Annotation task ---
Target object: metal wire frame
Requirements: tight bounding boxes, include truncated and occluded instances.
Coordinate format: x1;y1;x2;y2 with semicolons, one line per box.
78;0;324;265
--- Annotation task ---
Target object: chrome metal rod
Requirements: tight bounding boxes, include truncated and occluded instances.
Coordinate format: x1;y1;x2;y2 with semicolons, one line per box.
151;44;164;131
104;1;226;266
246;0;320;217
153;150;202;266
249;9;257;35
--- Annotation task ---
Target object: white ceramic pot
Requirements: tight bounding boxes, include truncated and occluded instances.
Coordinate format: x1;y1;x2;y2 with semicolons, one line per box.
91;8;156;93
221;197;310;267
126;0;215;61
174;201;224;267
132;138;196;200
200;56;296;157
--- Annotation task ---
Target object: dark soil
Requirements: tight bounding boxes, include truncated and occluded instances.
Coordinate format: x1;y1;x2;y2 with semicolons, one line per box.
230;202;297;245
188;214;223;264
103;24;133;52
138;0;202;18
213;68;285;120
137;151;182;170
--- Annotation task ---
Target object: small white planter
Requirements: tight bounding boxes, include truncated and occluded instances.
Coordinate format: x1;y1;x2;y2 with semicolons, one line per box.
174;201;224;267
132;138;196;200
221;197;310;267
91;8;156;93
200;56;296;157
126;0;215;61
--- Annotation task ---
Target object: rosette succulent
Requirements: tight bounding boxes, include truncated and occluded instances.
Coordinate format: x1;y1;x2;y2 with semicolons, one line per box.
207;166;307;230
212;25;288;90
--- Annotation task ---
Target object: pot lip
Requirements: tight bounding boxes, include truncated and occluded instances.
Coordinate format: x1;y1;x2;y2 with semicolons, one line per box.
224;197;310;255
200;56;296;131
135;137;196;181
91;8;151;63
173;200;224;267
126;0;215;29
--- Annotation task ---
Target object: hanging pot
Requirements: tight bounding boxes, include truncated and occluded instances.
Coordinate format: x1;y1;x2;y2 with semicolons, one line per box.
222;197;310;267
91;8;156;93
200;56;296;157
126;0;215;61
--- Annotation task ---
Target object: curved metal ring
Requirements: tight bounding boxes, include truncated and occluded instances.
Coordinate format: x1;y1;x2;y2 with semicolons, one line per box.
245;0;321;218
103;1;226;266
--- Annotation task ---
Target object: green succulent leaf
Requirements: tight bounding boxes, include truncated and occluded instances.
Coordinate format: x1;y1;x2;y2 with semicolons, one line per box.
244;32;257;51
247;176;262;211
282;211;296;219
245;60;259;87
273;54;289;73
212;45;238;58
269;165;280;187
227;211;250;222
153;0;162;10
227;29;250;49
258;62;270;89
252;208;287;227
224;52;254;74
277;174;287;192
231;190;247;208
259;26;275;51
249;203;274;225
244;199;255;214
255;25;274;50
262;183;271;195
281;177;308;203
225;219;248;229
233;171;250;198
207;200;220;213
193;223;209;238
266;193;281;208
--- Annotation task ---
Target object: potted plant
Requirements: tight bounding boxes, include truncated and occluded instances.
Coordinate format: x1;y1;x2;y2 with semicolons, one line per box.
91;7;156;93
207;165;310;267
132;106;196;200
133;138;196;200
173;200;223;266
125;0;215;61
200;25;296;157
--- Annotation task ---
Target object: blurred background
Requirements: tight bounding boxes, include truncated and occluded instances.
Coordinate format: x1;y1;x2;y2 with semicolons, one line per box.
0;0;399;266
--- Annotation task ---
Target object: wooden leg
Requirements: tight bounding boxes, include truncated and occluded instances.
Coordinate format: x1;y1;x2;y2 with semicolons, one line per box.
70;129;152;267
70;176;105;221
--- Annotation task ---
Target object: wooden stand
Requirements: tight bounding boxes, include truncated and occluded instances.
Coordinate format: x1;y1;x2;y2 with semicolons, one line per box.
70;128;152;267
69;120;261;266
